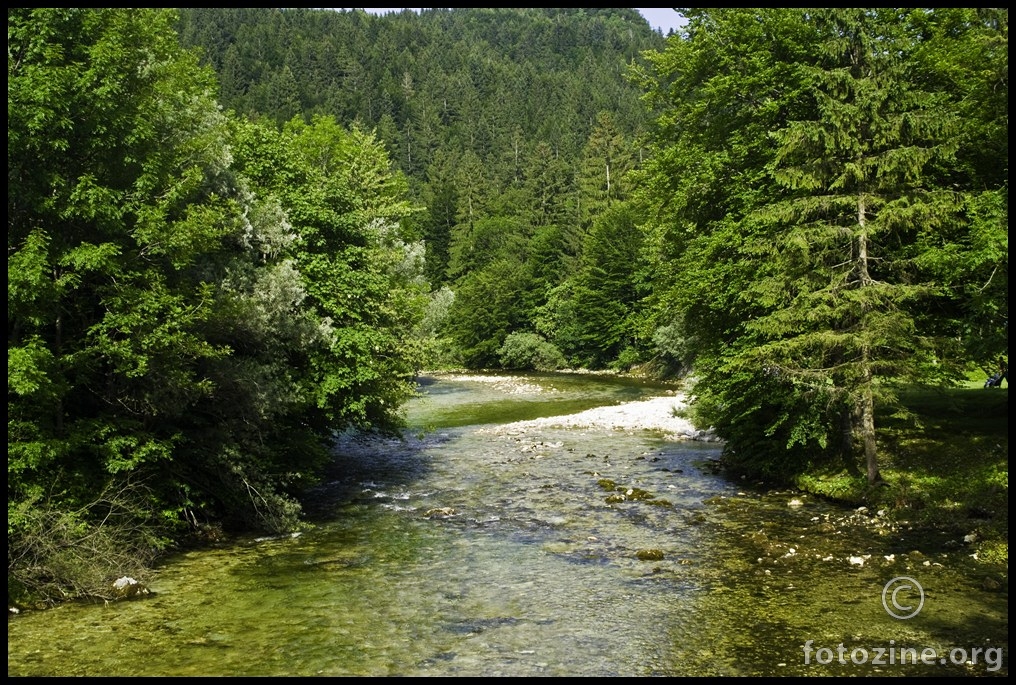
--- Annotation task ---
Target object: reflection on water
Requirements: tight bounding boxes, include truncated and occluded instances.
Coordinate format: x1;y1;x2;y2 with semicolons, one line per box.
7;373;1008;676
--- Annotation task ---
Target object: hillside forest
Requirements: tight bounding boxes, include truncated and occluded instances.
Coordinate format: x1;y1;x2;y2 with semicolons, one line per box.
8;8;1007;602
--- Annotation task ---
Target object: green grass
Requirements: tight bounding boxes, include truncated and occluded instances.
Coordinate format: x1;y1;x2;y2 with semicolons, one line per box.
797;382;1008;569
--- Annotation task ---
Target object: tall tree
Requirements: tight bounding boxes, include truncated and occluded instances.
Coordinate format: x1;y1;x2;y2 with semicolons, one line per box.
9;10;429;601
419;148;460;286
575;110;636;245
635;9;981;484
751;8;966;484
630;9;823;474
444;256;531;367
9;8;250;597
234;114;428;433
906;8;1008;369
523;141;576;231
554;204;646;368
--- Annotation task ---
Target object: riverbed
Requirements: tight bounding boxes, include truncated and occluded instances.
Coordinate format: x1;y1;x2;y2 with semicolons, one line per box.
6;372;1008;676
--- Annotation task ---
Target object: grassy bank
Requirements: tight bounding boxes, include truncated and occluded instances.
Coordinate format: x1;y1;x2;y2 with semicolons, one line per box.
796;378;1008;570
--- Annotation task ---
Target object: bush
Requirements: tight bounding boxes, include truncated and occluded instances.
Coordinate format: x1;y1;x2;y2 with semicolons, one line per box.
652;321;694;373
497;332;566;371
8;478;169;607
611;346;642;372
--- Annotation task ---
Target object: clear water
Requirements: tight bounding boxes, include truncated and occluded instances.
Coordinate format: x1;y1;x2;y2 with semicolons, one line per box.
6;373;1008;676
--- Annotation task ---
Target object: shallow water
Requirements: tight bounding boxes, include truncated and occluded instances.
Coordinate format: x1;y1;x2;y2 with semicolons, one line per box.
7;372;1008;676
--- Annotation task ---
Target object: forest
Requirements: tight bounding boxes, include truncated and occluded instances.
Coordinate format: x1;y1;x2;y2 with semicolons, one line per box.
8;8;1007;603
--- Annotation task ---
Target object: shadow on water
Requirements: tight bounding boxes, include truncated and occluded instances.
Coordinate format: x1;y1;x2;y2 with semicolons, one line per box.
301;428;442;523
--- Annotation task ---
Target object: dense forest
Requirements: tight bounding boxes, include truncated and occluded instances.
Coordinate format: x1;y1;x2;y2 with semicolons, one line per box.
8;8;1007;604
173;7;668;371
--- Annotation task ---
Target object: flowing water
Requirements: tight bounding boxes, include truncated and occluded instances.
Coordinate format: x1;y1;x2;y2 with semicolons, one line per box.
7;372;1008;676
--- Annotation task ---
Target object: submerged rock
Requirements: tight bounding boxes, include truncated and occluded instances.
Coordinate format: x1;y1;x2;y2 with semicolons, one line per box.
423;507;457;518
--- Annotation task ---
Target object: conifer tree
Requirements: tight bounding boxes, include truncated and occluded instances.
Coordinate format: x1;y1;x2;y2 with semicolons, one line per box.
635;8;979;484
750;8;964;484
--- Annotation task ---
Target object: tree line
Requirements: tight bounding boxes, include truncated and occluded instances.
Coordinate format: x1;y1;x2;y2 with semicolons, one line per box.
8;8;1007;603
174;8;665;370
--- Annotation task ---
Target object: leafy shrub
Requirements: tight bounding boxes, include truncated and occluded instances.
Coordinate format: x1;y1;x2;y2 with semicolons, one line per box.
611;346;642;371
8;478;169;606
497;332;566;371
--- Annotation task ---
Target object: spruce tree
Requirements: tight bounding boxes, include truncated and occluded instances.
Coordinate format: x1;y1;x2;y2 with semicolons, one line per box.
751;8;964;484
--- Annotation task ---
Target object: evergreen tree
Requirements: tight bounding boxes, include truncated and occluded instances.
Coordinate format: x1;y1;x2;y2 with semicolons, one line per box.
575;110;636;245
523;141;576;231
419;149;460;286
751;8;966;484
555;204;645;368
444;256;531;367
635;8;982;484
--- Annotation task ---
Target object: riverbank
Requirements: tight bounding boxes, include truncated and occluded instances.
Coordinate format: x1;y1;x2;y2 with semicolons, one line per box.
432;371;714;440
11;371;1006;676
483;395;718;442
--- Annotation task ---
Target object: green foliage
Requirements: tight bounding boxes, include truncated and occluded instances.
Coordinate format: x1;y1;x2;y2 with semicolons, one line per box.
418;150;459;286
611;347;641;373
554;204;646;368
228;115;428;435
9;9;429;601
412;286;459;369
7;477;172;607
497;332;566;371
447;216;528;281
174;8;662;202
576;111;636;231
8;4;1006;603
172;7;665;371
445;257;532;367
690;362;854;484
9;8;245;557
635;8;1005;484
651;322;692;375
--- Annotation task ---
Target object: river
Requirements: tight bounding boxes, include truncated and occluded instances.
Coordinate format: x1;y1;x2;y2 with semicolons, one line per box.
6;372;1008;676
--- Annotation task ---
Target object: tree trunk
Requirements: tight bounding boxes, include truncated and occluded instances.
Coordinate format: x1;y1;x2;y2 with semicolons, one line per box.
856;200;880;484
860;371;880;484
